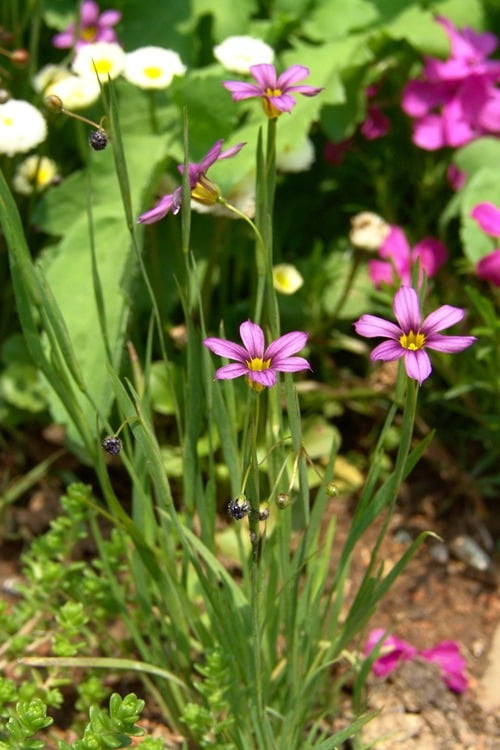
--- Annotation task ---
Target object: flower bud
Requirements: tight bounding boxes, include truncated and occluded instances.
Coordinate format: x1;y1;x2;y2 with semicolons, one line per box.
101;436;122;455
89;129;108;151
326;482;339;497
276;492;290;509
10;49;29;66
44;94;64;112
258;503;270;521
349;211;390;251
227;496;250;520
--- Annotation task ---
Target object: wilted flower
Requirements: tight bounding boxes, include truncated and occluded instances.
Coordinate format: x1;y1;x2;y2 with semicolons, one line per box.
223;63;322;118
204;319;310;391
365;628;468;693
471;201;500;285
354;286;476;384
123;46;186;89
273;264;304;295
368;225;447;287
276;136;315;172
349;212;391;251
71;41;125;81
0;99;47;155
52;0;121;50
213;35;274;73
138;139;245;224
13;155;59;194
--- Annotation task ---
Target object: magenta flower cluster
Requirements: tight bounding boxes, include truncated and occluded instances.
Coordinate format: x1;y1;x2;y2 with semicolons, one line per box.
402;16;500;149
204;320;310;391
354;286;476;385
52;0;121;50
138;139;245;224
369;225;447;288
471;202;500;286
365;628;468;693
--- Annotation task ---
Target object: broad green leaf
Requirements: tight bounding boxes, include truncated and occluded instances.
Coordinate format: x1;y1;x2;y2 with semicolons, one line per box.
459;169;500;262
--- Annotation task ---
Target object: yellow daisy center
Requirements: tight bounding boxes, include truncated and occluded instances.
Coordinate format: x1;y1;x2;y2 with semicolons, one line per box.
81;26;97;42
94;58;113;75
399;330;426;351
144;66;162;79
246;357;271;371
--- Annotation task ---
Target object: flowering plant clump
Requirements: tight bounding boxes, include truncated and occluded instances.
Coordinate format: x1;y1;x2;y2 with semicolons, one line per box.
365;629;468;693
368;226;447;288
401;16;500;149
138;139;245;224
354;286;476;384
470;202;500;286
213;36;274;73
204;320;310;390
52;0;122;50
223;63;322;118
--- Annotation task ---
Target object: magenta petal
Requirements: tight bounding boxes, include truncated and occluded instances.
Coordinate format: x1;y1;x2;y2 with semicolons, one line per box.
264;331;308;360
477;248;500;285
354;314;402;340
471;202;500;237
364;629;417;677
393;286;422;332
99;9;122;25
218;141;246;160
240;321;265;358
138;193;177;224
379;225;410;264
420;641;468;693
421;304;464;335
80;0;100;25
203;337;248;362
404;349;432;384
401;80;445;117
268;93;296;113
370;340;405;362
412;238;447;277
425;333;476;353
215;363;249;380
368;259;395;287
223;81;264;99
412;114;445;150
277;64;310;88
249;369;276;387
249;63;277;89
273;356;311;372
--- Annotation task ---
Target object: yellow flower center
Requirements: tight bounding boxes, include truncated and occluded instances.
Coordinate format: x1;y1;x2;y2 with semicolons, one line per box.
191;176;221;206
94;58;113;75
263;87;283;119
2;117;14;126
144;65;162;79
399;330;426;351
245;357;271;392
81;26;97;42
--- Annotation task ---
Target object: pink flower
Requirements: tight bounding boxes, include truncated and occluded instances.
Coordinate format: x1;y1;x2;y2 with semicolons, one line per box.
471;201;500;285
204;320;311;391
354;286;476;384
368;225;447;288
52;0;121;50
138;139;245;224
446;163;467;190
365;629;468;693
401;16;500;149
361;85;391;140
223;63;322;118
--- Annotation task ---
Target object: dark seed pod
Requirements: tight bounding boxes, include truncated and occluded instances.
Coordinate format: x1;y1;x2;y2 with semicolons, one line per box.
227;497;250;520
89;129;108;151
101;436;121;455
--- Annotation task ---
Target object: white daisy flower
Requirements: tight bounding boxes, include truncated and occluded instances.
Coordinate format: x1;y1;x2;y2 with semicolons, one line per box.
273;264;304;295
276;137;315;173
33;64;69;93
13;155;59;194
123;46;186;89
71;41;125;81
349;212;391;250
0;100;47;156
46;73;101;109
213;35;274;73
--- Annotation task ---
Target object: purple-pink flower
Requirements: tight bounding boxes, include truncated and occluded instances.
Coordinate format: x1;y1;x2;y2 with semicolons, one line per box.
223;63;322;119
401;16;500;149
471;201;500;285
138;139;245;224
354;286;476;384
365;628;468;693
52;0;121;50
368;225;447;288
204;320;311;391
360;85;391;140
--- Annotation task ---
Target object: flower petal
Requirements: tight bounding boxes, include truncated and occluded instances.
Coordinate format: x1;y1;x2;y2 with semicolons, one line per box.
403;349;432;384
471;201;500;237
420;641;468;693
240;320;265;358
393;286;422;332
214;363;249;380
197;139;223;172
354;314;402;340
222;81;265;99
477;248;500;285
277;64;310;89
370;340;405;362
267;93;297;113
138;192;178;224
272;356;311;373
203;336;248;362
264;330;308;360
425;333;476;353
421;304;464;335
249;368;276;387
249;63;277;90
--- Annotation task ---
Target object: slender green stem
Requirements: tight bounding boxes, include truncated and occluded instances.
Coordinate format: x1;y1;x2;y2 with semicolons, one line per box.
328;249;363;326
